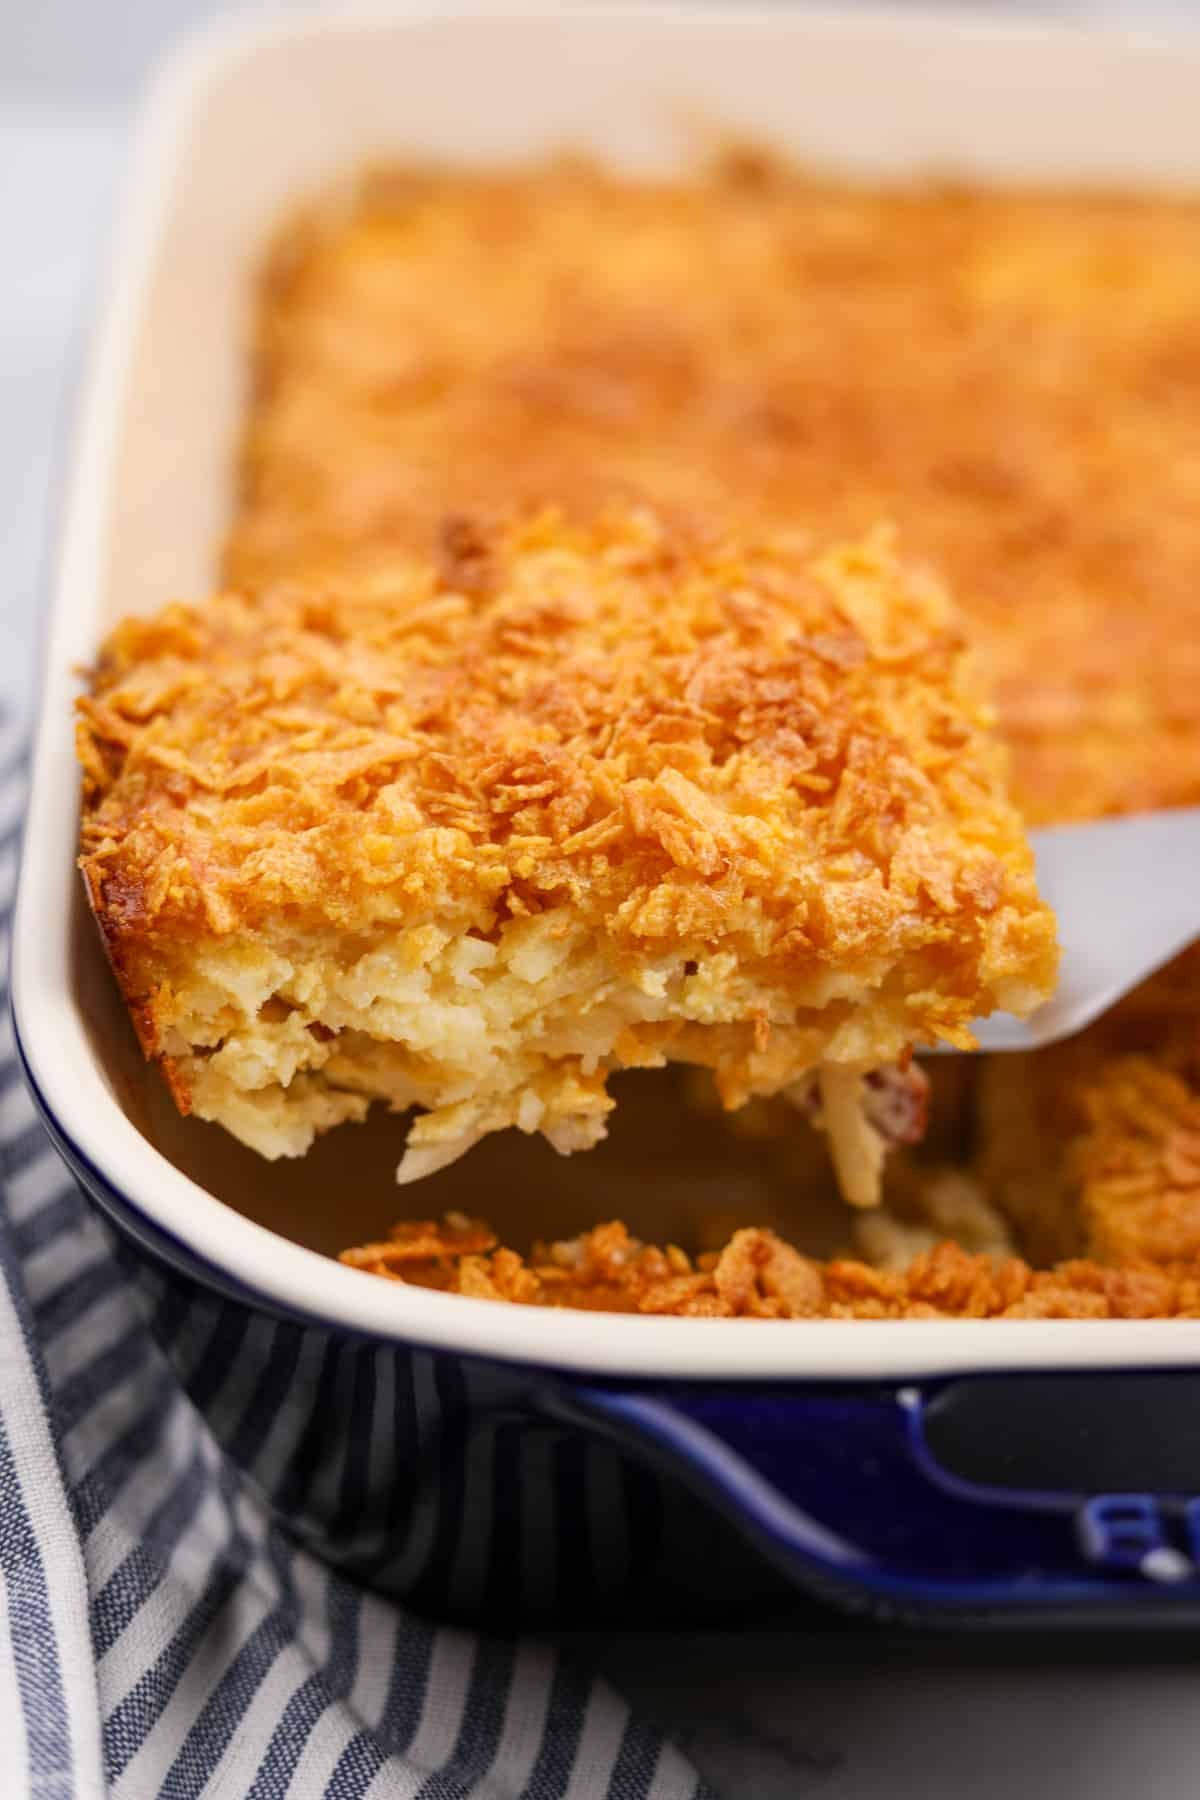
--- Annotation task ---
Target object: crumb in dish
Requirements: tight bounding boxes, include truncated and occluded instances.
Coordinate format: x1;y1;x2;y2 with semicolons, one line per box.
77;511;1054;1205
339;1213;1200;1320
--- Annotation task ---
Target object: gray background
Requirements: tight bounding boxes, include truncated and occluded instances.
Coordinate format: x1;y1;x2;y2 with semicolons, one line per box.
5;4;1200;1794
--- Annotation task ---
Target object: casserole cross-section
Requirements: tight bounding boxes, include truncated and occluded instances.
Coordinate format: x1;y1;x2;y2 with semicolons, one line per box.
77;510;1056;1204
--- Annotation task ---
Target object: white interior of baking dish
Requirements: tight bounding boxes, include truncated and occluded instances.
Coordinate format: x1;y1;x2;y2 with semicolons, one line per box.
15;3;1200;1377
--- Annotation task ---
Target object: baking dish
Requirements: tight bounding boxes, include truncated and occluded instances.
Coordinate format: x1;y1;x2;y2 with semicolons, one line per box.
14;3;1200;1624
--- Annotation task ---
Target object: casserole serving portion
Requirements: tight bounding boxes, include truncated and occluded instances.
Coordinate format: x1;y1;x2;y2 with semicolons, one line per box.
78;511;1053;1207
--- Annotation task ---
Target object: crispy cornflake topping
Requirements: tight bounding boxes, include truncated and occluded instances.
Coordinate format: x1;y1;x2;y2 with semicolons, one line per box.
339;1216;1200;1320
977;945;1200;1275
78;511;1054;1082
229;157;1200;827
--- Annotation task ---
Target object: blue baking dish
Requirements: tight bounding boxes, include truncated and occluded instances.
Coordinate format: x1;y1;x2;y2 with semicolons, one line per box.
18;1025;1200;1629
15;5;1200;1628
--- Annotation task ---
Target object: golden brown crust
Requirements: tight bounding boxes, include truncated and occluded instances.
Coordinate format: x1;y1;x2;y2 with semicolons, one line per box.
227;157;1200;827
77;511;1054;1106
339;1216;1200;1320
977;946;1200;1271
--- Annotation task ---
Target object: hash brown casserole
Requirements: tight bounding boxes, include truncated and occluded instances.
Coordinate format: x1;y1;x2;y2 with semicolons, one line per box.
80;153;1200;1314
78;512;1054;1203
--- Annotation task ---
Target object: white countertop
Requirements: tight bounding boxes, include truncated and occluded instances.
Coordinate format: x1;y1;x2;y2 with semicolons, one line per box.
8;8;1200;1796
574;1626;1200;1797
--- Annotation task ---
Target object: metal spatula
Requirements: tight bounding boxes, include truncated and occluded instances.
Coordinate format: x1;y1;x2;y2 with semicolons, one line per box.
965;808;1200;1053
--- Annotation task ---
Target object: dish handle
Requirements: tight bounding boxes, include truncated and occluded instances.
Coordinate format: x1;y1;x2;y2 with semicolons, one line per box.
556;1376;1200;1619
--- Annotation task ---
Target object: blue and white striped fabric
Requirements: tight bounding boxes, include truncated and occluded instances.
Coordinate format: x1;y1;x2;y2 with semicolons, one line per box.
0;724;713;1800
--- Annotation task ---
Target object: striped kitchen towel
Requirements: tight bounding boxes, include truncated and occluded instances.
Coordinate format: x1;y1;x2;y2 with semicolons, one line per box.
0;724;712;1800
